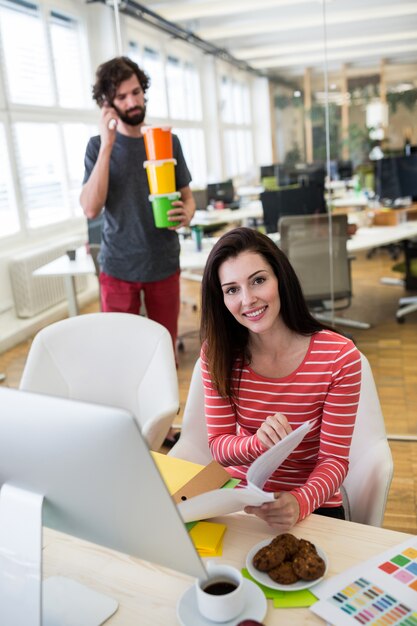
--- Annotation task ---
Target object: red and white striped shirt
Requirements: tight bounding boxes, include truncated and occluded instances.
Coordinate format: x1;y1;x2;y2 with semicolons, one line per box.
201;329;362;521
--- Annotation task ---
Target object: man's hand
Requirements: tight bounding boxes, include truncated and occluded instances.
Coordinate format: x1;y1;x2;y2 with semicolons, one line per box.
100;103;119;148
244;492;300;532
167;199;193;229
256;413;292;449
167;187;195;229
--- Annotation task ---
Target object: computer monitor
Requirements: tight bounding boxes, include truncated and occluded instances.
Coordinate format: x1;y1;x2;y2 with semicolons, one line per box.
375;155;417;201
192;188;209;210
206;180;236;206
287;163;326;191
0;387;207;625
261;184;326;233
260;164;290;187
337;160;353;181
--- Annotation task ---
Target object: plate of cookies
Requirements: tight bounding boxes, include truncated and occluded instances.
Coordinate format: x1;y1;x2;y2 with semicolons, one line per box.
246;533;327;591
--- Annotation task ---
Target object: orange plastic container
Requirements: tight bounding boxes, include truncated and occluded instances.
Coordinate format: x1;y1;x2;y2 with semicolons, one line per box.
144;159;177;194
142;126;173;160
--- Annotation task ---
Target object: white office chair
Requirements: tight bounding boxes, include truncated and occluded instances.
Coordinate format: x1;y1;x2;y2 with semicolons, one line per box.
19;313;179;451
340;352;393;526
169;357;212;465
169;353;393;527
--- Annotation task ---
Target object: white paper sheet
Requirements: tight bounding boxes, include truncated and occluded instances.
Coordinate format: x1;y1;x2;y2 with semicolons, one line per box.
178;420;312;523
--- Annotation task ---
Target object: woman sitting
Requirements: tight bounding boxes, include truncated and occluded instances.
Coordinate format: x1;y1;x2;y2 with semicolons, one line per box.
200;227;361;531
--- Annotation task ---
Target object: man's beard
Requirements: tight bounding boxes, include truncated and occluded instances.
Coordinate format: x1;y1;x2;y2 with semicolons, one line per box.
113;104;146;126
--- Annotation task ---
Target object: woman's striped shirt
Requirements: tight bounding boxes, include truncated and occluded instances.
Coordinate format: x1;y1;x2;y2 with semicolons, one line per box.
201;329;362;521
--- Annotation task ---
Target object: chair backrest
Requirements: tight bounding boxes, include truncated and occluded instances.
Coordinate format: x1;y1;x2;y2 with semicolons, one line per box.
341;352;393;526
169;358;212;465
279;213;351;302
19;313;179;451
170;353;393;527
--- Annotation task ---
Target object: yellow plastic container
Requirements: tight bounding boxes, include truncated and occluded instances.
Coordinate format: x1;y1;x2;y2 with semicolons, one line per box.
144;158;177;195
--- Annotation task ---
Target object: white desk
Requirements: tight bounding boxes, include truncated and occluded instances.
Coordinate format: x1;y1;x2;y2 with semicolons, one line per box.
43;513;412;625
329;193;369;209
190;202;263;228
347;221;417;253
33;246;96;316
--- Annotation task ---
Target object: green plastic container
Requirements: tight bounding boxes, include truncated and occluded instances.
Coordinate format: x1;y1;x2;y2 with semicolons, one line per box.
149;192;180;228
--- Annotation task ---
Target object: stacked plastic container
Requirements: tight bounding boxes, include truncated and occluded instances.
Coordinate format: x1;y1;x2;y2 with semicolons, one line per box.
143;126;180;228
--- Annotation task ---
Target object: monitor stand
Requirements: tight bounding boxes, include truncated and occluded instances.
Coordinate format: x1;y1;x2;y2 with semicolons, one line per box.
0;484;118;626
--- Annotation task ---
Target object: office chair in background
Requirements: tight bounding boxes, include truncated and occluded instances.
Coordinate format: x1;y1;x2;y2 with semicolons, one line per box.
169;354;393;527
388;238;417;323
19;313;179;451
279;214;370;330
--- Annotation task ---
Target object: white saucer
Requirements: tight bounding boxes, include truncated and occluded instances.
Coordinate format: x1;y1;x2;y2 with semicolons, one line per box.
246;538;328;592
176;577;267;626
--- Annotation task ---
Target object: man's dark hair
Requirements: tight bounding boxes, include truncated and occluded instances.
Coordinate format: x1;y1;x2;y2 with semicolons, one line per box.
92;56;150;107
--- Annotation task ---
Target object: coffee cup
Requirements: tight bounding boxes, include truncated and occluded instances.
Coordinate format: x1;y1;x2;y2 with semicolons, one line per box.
66;249;76;261
195;562;244;623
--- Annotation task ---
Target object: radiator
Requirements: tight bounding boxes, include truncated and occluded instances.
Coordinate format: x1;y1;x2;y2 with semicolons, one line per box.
9;239;88;318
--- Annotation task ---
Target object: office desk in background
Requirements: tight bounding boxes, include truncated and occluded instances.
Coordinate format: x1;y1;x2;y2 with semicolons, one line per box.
43;512;412;626
33;246;96;317
33;220;417;317
180;221;417;275
190;202;263;228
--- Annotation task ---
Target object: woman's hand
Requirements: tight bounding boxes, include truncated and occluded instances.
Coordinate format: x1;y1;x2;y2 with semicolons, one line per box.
256;413;292;449
244;492;300;532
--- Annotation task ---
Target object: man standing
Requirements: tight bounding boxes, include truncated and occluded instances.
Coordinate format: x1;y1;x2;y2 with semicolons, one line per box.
80;56;195;352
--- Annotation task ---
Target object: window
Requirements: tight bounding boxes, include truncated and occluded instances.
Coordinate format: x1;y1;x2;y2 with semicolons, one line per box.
143;47;167;118
173;127;207;189
220;73;253;177
166;56;185;120
0;0;54;105
0;123;19;237
49;10;87;108
62;123;97;213
14;123;68;228
0;0;93;236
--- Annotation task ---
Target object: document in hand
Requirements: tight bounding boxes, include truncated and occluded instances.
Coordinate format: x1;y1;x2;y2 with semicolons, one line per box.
178;420;313;523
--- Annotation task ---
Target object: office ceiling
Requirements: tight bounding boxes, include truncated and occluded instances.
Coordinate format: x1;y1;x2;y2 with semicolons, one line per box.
138;0;417;88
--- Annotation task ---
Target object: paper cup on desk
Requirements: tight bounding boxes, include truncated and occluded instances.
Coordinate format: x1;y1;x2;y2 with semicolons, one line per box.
149;192;180;228
144;159;177;195
142;126;173;160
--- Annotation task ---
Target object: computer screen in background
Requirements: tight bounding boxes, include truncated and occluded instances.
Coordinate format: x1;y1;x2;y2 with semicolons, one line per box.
192;188;209;210
0;387;206;625
375;155;417;201
206;180;239;208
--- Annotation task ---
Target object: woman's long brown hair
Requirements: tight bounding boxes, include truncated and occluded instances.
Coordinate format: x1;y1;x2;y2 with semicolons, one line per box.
200;227;327;399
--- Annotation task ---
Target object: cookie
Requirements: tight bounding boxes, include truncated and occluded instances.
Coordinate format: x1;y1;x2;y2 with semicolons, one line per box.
253;544;286;571
297;538;318;556
271;533;300;559
293;552;326;581
268;561;299;585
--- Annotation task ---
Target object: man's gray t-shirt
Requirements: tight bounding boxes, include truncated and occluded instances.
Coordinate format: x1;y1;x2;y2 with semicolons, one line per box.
82;132;192;282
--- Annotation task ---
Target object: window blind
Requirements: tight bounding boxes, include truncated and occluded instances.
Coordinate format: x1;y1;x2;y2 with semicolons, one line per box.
13;122;68;228
0;0;54;105
0;123;19;237
49;10;87;108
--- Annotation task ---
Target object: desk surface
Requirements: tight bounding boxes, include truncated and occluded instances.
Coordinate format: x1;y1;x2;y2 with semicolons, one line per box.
44;514;412;626
190;203;263;227
33;246;95;277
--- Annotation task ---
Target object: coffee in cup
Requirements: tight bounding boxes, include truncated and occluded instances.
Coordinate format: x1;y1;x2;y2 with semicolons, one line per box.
195;562;244;622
